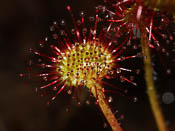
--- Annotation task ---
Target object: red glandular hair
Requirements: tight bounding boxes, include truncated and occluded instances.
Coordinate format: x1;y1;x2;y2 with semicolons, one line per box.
20;5;140;104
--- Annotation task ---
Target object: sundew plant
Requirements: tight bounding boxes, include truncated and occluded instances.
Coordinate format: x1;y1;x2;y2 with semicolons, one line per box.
20;0;175;131
20;4;141;131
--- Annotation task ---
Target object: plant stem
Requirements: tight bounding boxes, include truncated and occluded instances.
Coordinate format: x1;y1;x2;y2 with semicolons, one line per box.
144;0;175;17
91;83;123;131
141;32;168;131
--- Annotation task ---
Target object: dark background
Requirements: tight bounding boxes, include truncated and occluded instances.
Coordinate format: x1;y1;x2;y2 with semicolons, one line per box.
0;0;175;131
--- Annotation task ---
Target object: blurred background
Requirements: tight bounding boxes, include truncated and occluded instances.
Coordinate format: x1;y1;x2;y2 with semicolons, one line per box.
0;0;175;131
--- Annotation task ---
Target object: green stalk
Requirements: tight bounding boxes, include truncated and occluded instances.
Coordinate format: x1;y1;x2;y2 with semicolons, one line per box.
144;0;175;17
91;83;123;131
141;32;168;131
